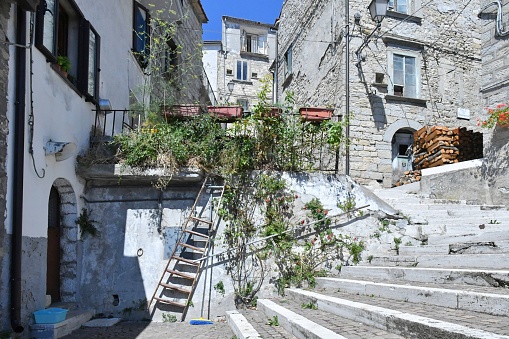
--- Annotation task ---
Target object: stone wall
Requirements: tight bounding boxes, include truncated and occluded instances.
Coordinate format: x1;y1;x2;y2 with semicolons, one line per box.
277;0;485;187
0;0;12;331
479;0;509;105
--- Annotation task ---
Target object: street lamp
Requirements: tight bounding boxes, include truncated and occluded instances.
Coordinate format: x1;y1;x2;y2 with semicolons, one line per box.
226;80;235;102
368;0;389;24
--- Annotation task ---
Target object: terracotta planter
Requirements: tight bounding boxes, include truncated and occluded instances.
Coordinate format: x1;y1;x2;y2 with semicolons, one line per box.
496;121;509;128
299;107;333;122
162;105;202;119
207;106;243;122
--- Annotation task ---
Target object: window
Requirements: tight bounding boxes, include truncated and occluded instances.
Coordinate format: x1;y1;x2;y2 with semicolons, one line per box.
163;38;178;78
133;1;150;68
237;99;249;112
35;0;101;102
388;0;407;13
236;60;248;81
392;54;417;98
241;31;267;55
284;46;292;79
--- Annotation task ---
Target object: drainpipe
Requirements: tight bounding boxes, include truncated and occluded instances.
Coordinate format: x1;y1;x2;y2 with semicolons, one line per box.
345;0;350;176
10;5;27;334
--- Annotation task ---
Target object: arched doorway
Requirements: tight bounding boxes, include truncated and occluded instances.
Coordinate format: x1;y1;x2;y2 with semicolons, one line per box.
48;178;79;302
383;120;423;185
47;186;61;303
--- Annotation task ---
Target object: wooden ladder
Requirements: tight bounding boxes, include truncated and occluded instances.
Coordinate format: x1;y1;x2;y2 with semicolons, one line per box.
148;176;224;320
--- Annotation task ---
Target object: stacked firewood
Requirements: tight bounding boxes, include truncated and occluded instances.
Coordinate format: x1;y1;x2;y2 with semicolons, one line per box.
413;126;483;170
393;170;422;187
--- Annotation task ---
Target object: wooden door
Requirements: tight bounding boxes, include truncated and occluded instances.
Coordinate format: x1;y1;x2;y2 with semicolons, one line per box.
46;186;61;303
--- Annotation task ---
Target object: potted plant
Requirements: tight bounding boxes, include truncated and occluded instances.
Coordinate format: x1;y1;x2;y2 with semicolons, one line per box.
478;103;509;128
207;105;243;122
56;55;71;77
299;107;333;122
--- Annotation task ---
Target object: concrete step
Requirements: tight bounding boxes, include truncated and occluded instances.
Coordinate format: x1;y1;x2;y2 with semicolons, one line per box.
272;298;405;338
428;231;509;245
368;253;509;269
315;277;509;315
257;299;346;339
444;223;509;235
399;244;449;255
228;308;297;339
286;288;509;338
339;265;509;288
30;308;94;338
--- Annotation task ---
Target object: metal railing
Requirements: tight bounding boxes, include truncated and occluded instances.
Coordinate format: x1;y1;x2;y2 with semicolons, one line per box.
202;67;217;105
91;109;144;144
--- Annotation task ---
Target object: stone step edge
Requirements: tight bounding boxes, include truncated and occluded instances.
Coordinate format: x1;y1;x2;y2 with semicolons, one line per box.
286;289;509;339
316;277;509;316
226;310;262;339
257;299;347;339
342;265;509;275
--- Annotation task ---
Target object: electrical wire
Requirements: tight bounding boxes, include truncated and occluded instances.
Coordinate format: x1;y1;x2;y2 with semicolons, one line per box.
27;12;45;179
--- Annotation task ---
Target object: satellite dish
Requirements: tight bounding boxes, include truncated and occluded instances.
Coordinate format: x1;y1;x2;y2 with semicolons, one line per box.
44;141;77;161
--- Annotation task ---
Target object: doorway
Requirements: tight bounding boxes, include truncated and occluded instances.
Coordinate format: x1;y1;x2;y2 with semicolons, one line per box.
47;186;61;303
391;129;414;184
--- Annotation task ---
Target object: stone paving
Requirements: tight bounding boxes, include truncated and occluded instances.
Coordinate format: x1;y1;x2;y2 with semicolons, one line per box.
61;320;235;339
274;298;405;339
317;288;509;336
239;308;297;339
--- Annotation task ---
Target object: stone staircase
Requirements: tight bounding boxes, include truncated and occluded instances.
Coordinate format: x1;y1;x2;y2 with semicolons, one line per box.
226;183;509;338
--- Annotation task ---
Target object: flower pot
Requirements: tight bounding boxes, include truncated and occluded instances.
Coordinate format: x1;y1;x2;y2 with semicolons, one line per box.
162;105;202;119
262;107;282;118
299;107;333;122
207;106;243;122
497;122;509;128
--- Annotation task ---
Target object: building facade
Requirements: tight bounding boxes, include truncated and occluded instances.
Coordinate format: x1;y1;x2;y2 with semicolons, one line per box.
214;16;277;110
0;0;207;334
277;0;484;186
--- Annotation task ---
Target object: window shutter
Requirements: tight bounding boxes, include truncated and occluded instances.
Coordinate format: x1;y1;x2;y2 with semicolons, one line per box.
78;20;100;103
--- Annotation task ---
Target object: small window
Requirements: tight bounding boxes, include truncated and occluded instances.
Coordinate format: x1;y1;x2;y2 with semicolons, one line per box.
133;1;150;68
251;72;258;78
284;46;293;79
226;69;233;75
241;31;268;55
236;60;248;81
163;38;178;78
375;73;385;84
388;0;408;14
393;54;416;98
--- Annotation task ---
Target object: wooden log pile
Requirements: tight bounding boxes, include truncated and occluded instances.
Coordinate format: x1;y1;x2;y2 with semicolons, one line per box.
393;170;422;187
413;126;483;170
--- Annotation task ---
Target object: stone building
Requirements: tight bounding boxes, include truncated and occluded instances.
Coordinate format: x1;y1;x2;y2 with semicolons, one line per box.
479;0;509;105
0;0;208;335
276;0;484;186
210;16;278;110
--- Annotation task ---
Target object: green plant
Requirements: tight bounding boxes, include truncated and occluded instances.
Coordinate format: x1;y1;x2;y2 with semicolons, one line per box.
267;315;279;326
162;313;177;323
394;237;402;254
367;255;374;263
186;300;194;307
214;281;225;297
489;219;501;224
405;241;413;246
338;196;356;213
301;301;318;310
0;330;12;339
75;208;100;238
57;55;71;72
478;103;509;128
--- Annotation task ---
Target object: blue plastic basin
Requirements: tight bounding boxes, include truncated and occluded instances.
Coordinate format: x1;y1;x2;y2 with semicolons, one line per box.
33;308;68;324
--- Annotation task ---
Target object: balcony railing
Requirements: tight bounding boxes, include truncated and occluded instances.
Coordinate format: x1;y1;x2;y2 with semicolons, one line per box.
91;109;144;145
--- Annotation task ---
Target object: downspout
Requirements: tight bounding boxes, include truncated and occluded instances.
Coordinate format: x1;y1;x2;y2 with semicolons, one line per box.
11;4;27;334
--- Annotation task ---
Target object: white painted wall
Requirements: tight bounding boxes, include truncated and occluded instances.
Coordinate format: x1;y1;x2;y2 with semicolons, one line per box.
202;43;221;102
5;0;146;238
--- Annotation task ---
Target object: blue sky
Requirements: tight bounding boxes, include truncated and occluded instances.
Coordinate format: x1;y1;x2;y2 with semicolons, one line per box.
201;0;283;41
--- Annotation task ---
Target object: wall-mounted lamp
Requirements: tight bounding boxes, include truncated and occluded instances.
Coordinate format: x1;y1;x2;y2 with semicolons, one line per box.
226;80;235;102
355;0;389;67
98;98;112;111
44;140;77;161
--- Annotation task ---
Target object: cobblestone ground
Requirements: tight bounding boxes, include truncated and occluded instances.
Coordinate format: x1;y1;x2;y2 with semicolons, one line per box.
61;320;235;339
239;308;298;339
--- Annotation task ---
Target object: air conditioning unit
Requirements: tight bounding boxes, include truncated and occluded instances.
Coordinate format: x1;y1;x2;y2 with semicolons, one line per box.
17;0;40;12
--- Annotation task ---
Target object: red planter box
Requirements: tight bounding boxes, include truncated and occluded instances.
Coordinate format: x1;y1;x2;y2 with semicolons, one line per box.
162;105;203;119
207;106;243;122
299;107;333;122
